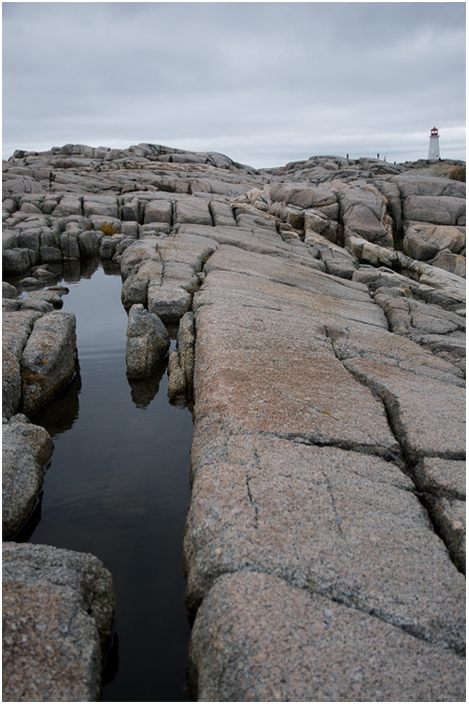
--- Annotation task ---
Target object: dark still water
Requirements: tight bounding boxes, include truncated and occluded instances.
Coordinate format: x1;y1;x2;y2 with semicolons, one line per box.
18;261;194;701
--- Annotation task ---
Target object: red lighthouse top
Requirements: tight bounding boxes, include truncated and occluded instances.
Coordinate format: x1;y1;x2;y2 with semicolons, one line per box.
430;127;439;137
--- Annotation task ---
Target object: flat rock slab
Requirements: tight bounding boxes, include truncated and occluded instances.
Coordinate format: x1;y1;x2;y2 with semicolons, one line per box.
204;244;371;302
177;223;285;255
189;571;466;702
193;274;397;458
326;319;464;386
184;434;465;651
196;268;387;329
344;357;466;462
2;542;115;702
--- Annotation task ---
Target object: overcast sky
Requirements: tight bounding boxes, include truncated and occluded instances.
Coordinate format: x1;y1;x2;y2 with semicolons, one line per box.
2;2;466;167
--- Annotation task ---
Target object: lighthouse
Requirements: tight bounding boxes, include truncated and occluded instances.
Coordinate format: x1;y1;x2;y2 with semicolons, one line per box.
428;126;440;160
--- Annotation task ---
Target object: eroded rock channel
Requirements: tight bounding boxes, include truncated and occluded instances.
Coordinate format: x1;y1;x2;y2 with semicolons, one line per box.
2;144;466;701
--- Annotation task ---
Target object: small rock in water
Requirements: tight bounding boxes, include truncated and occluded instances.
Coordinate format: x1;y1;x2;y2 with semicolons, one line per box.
125;303;170;378
167;349;186;398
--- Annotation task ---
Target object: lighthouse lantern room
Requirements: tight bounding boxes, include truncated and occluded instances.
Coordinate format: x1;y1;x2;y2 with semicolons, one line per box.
428;126;440;160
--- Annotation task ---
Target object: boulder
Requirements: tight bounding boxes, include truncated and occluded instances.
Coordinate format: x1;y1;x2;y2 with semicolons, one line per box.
413;458;465;499
2;542;115;702
343;356;465;463
59;231;81;259
338;183;394;247
304;209;340;243
77;230;101;258
394;174;466;199
429;250;466;278
2;282;18;299
2;418;53;538
413;458;466;572
403;195;466;226
403;222;465;259
2;144;466;701
3;310;42;419
120;197;140;222
3;247;33;276
125;303;170;378
21;311;77;416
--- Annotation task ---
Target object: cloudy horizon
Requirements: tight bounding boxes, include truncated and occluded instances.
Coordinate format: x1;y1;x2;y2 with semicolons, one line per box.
2;2;466;168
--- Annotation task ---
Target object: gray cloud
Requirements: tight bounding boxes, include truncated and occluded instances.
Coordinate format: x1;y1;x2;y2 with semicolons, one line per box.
3;2;465;166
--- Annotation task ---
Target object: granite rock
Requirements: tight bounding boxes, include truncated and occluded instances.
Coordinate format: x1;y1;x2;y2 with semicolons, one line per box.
2;144;466;701
189;571;465;702
2;419;53;538
125;303;169;378
20;310;77;416
2;542;115;702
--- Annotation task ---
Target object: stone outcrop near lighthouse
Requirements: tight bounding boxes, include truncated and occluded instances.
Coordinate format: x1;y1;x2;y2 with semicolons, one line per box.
2;144;466;700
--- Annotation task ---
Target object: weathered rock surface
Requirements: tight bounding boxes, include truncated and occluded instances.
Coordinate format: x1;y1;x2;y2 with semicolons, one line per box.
3;293;76;420
2;417;54;538
3;145;466;701
2;542;115;702
188;572;465;702
20;310;77;416
125;303;169;378
167;349;186;398
167;311;196;398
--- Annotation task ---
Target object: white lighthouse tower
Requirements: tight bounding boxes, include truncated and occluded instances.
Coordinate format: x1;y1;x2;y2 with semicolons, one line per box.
428;126;440;160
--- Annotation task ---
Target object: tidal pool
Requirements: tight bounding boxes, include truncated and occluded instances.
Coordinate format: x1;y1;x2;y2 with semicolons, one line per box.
17;261;194;701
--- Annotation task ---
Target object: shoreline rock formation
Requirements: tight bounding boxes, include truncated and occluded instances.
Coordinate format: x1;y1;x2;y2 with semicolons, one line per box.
3;543;115;702
2;143;466;700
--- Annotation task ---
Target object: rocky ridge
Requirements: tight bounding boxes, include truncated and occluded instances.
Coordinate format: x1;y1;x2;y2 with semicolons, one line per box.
2;143;466;700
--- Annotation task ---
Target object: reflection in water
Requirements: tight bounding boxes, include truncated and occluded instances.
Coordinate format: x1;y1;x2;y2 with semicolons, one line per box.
127;359;167;409
18;263;193;702
101;633;120;688
12;491;44;543
32;363;82;436
10;256;121;294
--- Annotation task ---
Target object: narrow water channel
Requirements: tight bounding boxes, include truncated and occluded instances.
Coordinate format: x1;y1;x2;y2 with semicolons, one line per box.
16;260;194;701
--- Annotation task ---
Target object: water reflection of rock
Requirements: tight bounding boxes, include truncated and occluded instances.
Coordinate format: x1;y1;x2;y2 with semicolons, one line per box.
31;362;82;437
101;633;120;688
63;256;101;284
127;358;167;409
